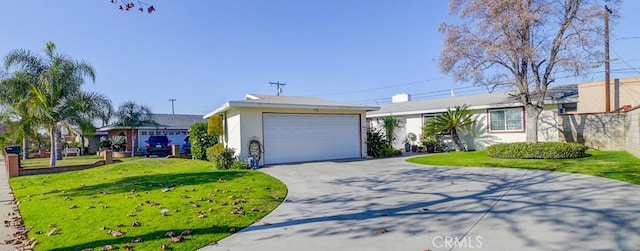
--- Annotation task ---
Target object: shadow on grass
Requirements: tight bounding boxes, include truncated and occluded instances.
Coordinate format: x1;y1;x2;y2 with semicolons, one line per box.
49;225;240;251
48;171;253;197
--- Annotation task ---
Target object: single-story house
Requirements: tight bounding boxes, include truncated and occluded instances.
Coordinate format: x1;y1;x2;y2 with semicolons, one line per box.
204;94;379;166
366;84;579;150
60;127;106;154
98;114;205;154
575;76;640;113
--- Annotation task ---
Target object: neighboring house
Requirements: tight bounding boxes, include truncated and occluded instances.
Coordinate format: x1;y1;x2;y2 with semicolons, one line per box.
575;76;640;113
98;114;205;154
204;94;379;166
366;84;579;150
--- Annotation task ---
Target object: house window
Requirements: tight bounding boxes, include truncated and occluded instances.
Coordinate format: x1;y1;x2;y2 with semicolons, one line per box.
422;113;441;125
141;132;147;135
489;108;523;132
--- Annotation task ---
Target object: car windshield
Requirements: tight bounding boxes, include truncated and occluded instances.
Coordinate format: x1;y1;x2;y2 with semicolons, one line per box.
148;136;169;144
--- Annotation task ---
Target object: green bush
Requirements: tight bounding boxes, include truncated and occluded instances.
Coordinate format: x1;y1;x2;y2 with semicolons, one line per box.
205;143;224;163
367;129;389;158
109;136;126;152
211;147;236;170
231;160;251;170
380;147;403;157
190;122;218;161
98;140;112;150
486;142;587;159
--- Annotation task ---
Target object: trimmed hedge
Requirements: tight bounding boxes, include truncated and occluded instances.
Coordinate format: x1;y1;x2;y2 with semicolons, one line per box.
486;142;587;159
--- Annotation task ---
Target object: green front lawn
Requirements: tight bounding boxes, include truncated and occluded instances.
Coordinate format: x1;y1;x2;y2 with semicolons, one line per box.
21;155;142;168
10;158;287;250
407;150;640;185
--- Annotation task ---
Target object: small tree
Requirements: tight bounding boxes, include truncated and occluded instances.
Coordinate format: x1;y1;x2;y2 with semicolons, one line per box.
189;122;217;161
114;101;155;156
425;104;476;151
207;115;224;143
439;0;619;143
381;116;403;147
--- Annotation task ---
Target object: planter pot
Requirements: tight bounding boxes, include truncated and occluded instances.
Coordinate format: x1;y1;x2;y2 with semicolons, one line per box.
411;145;418;152
404;143;411;152
112;151;131;158
426;145;435;153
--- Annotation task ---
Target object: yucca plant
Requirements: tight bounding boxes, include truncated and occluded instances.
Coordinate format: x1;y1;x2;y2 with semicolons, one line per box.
425;104;476;151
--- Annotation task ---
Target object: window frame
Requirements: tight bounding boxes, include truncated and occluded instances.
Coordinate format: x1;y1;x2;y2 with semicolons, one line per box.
486;107;525;133
421;113;442;126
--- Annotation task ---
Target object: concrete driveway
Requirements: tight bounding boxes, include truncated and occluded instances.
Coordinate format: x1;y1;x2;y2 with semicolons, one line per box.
200;157;640;251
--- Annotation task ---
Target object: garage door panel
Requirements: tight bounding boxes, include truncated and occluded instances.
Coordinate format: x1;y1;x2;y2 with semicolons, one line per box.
263;114;360;164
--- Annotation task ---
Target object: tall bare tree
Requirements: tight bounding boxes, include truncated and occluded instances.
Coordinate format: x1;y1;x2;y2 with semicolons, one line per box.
439;0;619;142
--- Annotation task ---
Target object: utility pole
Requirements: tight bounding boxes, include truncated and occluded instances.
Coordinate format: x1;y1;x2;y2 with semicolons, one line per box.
604;5;612;113
269;81;286;96
168;98;176;114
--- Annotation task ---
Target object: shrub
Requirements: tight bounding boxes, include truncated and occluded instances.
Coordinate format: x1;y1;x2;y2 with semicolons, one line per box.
486;142;587;159
206;143;224;163
366;129;389;158
190;122;218;160
98;140;112;150
211;147;236;170
231;160;251;170
109;136;126;152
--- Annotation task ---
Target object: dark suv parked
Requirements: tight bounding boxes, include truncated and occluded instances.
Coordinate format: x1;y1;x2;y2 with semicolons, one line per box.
182;135;191;154
145;135;172;157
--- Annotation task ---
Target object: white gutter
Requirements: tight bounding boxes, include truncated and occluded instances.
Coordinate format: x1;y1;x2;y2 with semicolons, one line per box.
204;101;380;119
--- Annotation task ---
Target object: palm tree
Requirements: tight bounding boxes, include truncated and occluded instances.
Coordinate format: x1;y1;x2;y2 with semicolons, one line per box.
114;101;156;157
425;104;476;151
0;72;41;160
381;116;403;147
4;41;109;167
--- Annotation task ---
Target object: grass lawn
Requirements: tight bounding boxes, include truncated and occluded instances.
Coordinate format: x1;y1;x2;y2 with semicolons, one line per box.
21;155;142;168
10;158;287;250
407;150;640;185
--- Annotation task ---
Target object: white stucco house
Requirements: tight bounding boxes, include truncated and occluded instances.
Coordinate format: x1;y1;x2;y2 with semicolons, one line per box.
204;94;379;165
366;84;579;150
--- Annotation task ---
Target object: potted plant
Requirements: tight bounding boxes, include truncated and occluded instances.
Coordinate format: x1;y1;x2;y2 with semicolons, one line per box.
407;132;418;152
403;137;411;152
422;135;438;153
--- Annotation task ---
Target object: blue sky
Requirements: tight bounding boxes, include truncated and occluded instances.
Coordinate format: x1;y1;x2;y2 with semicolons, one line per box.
1;1;639;115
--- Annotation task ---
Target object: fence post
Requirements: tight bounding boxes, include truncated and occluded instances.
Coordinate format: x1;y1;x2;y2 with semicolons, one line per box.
103;150;113;164
5;154;19;178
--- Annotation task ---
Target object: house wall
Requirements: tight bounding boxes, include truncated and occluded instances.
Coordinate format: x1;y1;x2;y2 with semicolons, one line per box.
107;129;134;152
369;116;408;149
223;108;242;158
369;104;561;151
625;107;640;158
559;112;626;150
226;107;368;166
577;77;640;113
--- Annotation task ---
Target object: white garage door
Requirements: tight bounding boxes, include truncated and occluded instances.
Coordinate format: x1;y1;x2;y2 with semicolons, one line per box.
263;114;361;164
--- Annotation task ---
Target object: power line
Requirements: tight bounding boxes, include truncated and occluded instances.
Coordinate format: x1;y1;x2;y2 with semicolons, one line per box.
348;68;640;105
311;76;449;97
611;47;640;76
615;36;640;40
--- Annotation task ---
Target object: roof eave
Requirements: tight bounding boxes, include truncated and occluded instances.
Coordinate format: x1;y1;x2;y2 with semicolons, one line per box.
204;101;379;119
203;102;232;119
97;126;190;132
